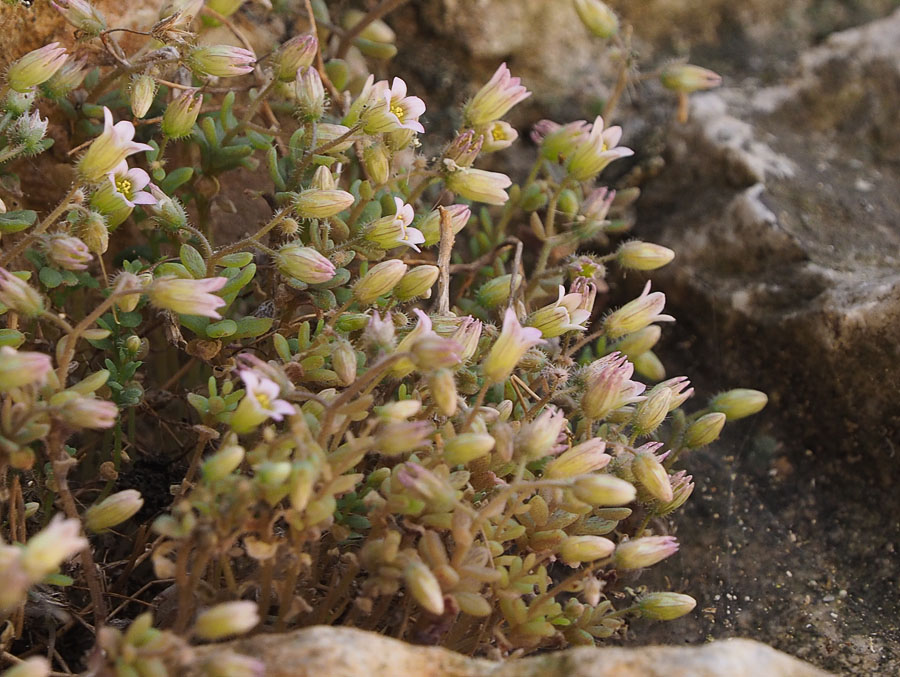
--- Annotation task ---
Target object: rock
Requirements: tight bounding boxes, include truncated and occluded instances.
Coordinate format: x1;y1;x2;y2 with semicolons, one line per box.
638;8;900;465
188;626;830;677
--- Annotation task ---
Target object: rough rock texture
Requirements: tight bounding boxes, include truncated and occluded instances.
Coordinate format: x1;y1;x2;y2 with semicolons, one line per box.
640;8;900;465
189;627;830;677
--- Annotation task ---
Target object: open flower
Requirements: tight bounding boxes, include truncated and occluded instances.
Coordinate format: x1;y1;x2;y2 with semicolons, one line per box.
581;352;646;420
365;197;425;251
481;308;545;384
363;77;426;134
230;369;295;434
109;165;156;208
147;276;228;319
528;285;593;338
464;63;531;126
603;281;674;339
565;115;634;181
78;107;153;184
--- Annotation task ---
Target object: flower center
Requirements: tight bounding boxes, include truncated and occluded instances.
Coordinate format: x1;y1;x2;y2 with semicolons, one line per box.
255;392;271;409
390;102;405;121
491;127;506;141
115;177;134;199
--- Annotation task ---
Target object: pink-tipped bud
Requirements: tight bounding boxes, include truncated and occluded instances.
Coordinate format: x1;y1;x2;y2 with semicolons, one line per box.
617;241;675;271
276;244;335;284
560;535;615;565
7;43;68;92
188;45;256;78
0;346;52;392
47;234;92;271
0;269;44;317
51;0;106;36
445;168;512;206
293;188;355;219
464;62;531;126
275;34;318;81
683;412;726;448
614;535;679;570
604;281;675;340
632;451;673;503
660;64;723;94
544;439;610;478
194;601;259;640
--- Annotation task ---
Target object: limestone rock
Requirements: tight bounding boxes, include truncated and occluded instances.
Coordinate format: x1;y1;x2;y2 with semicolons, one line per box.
188;626;830;677
638;8;900;463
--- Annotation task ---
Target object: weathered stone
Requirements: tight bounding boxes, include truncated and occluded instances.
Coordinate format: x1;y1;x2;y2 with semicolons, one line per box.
189;626;830;677
639;8;900;465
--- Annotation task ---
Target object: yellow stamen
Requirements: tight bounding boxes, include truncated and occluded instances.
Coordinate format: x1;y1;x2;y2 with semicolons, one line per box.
115;177;134;199
390;102;405;122
255;392;271;409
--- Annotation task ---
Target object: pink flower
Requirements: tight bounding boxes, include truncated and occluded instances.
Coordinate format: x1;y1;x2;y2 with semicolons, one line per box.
147;276;228;319
464;63;531;126
107;164;156;208
230;369;295;433
603;281;675;339
188;45;256;78
363;77;426;134
581;352;647;420
0;346;52;393
47;234;92;271
6;42;68;93
78;107;153;183
59;396;119;429
566;115;634;181
365;197;425;252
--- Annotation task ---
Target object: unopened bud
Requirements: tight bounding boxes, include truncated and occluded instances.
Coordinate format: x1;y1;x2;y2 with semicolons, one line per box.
363;143;391;185
560;535;615;564
84;489;144;532
293;188;355;219
683;412;726;448
395;265;439;301
295;66;326;120
7;43;68;92
354;260;407;304
710;389;767;421
129;74;157;118
443;432;495;466
275;33;317;82
476;274;520;309
638;592;696;620
203;652;266;677
429;369;457;417
660;64;723;94
404;560;444;615
51;0;106;37
614;535;679;570
616;325;662;359
632;451;673;503
544;439;610;478
617;241;675;271
342;8;396;44
418;204;470;247
573;0;619;38
332;339;357;385
194;601;259;640
276;244;336;284
161;89;202;139
631;387;671;436
202;444;245;482
47;235;91;271
0;269;44;317
572;474;636;506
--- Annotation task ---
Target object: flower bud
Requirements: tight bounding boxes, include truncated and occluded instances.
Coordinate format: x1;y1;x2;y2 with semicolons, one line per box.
202;652;266;677
443;432;495;466
411;334;462;372
614;535;679;570
161;89;202;139
332;339;357;385
616;241;675;271
276;34;317;81
363;143;391;185
194;601;259;640
376;421;432;456
573;0;619;38
51;0;106;36
632;451;673;503
638;592;696;620
276;244;335;284
47;235;92;271
129;74;157;118
476;274;520;309
429;369;457;417
404;560;444;615
147;276;227;319
295;66;326;120
188;46;256;78
572;474;636;506
417;204;470;247
147;186;188;230
560;535;615;565
206;0;245;17
0;269;44;317
683;412;726;449
656;470;694;516
84;490;144;532
342;8;397;44
445;168;512;206
464;62;531;127
7;43;68;92
11;111;49;155
293;188;355;219
354;260;407;304
710;389;768;420
615;325;662;359
660;64;722;93
58;395;119;429
366;311;396;348
517;407;567;460
631;387;672;437
0;346;52;392
544;439;609;478
202;444;245;482
394;265;439;301
21;516;86;581
76;210;110;254
41;59;88;98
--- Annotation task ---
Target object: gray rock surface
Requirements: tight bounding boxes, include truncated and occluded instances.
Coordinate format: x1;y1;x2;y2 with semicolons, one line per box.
190;626;831;677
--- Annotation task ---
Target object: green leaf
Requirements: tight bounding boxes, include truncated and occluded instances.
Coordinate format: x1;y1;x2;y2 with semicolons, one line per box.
218;252;254;268
220;263;256;305
266;145;286;191
0;209;37;234
0;328;25;348
180;243;207;278
179;314;210;336
206;319;237;338
44;573;74;587
230;315;273;340
159;166;194;194
39;267;63;289
117;311;142;328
